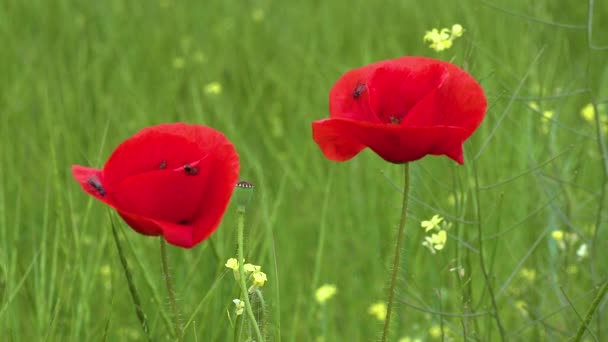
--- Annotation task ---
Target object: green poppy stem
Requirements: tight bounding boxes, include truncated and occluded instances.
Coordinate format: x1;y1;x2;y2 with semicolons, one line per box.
160;237;183;341
237;205;265;342
381;163;410;342
572;279;608;341
109;214;152;342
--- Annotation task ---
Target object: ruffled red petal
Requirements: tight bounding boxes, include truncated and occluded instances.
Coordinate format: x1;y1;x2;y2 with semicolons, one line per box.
72;123;239;248
316;56;486;164
313;118;467;164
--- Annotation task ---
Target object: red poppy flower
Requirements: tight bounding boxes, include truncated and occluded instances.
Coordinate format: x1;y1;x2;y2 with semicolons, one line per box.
72;123;240;248
312;56;487;164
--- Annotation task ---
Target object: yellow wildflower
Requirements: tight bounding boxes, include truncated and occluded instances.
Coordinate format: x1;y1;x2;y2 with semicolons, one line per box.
515;300;528;316
204;82;222;95
225;258;239;270
243;263;261;273
551;230;564;241
399;338;422;342
529;101;540;111
539;109;553;133
551;230;566;250
315;284;338;304
100;264;111;277
421;215;443;232
232;299;244;315
423;230;447;253
521;268;536;282
429;325;442;338
580;103;595;123
423;24;464;52
368;302;387;321
451;24;464;37
252;271;267;288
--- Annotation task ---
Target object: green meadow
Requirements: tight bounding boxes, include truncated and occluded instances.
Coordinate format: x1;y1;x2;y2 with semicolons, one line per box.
1;0;607;341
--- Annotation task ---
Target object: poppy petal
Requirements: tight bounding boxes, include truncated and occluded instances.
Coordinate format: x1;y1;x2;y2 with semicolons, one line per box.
328;64;378;122
312;118;467;164
312;119;366;161
315;56;486;164
72;165;108;201
72;123;240;249
366;62;448;124
103;125;204;187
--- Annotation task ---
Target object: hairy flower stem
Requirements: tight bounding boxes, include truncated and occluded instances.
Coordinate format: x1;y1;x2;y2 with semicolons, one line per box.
109;215;152;342
572;279;608;341
381;163;410;342
237;206;265;342
161;237;183;341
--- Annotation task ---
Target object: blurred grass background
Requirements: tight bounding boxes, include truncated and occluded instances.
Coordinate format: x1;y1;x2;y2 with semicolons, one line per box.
1;0;607;340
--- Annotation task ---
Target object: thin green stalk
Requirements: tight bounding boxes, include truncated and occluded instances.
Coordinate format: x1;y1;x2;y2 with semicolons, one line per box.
381;163;410;342
473;161;506;341
237;206;265;342
160;237;183;341
234;310;244;342
572;280;608;342
109;215;151;342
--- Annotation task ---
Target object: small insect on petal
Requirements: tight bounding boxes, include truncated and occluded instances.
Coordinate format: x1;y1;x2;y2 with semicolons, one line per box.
353;83;366;99
159;160;167;169
87;178;106;196
183;164;199;175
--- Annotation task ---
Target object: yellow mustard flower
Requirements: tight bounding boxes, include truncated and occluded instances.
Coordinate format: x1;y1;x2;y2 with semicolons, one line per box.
421;215;444;232
243;263;261;273
529;101;540;111
515;300;528;316
581;103;595;123
423;24;464;52
429;325;442;339
225;258;239;270
551;230;564;241
541;110;554;133
225;258;242;280
399;337;422;342
252;271;267;288
315;284;338;304
521;268;536;282
451;24;464;37
423;230;447;253
368;302;387;321
100;264;111;277
551;230;566;250
204;82;222;95
232;298;244;315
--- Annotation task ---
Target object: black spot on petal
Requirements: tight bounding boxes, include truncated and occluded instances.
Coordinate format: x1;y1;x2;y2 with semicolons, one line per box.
353;83;366;99
87;178;106;196
183;164;198;175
